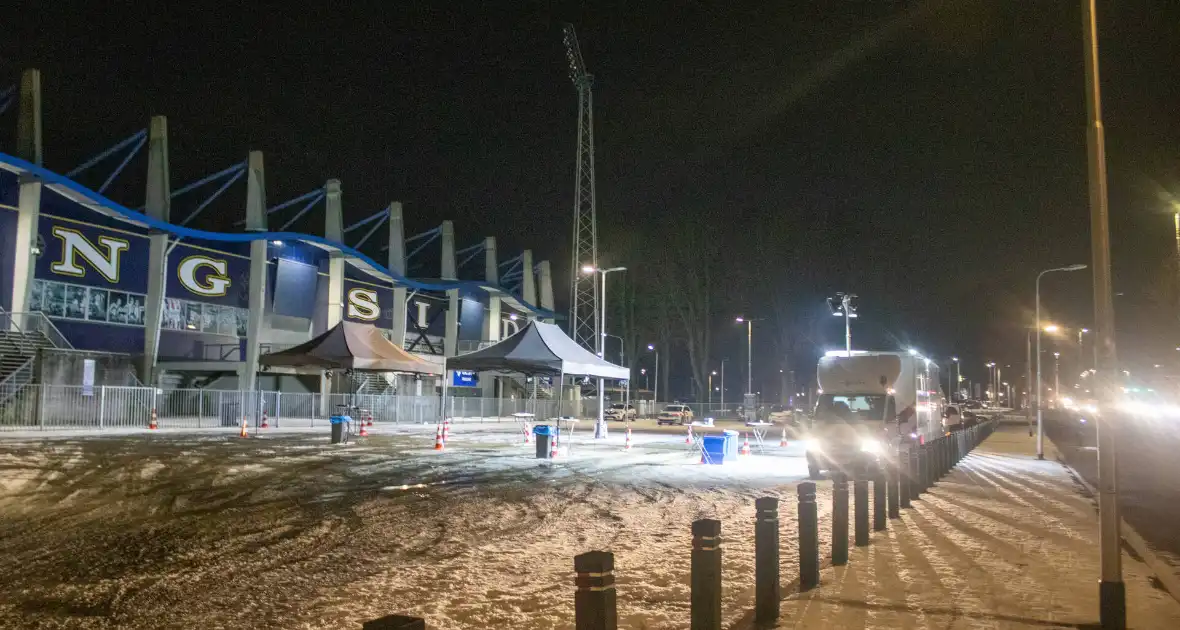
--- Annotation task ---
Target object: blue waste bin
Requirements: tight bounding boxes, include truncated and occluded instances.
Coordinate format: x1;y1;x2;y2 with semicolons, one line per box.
533;425;555;459
330;415;351;444
723;430;739;459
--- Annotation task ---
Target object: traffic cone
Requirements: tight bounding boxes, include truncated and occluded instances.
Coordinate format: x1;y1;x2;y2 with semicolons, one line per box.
779;426;788;447
434;424;445;451
149;408;158;430
367;412;374;427
740;432;751;456
239;416;249;438
359;421;369;437
624;425;633;451
443;417;451;441
261;411;269;429
523;424;531;444
550;429;559;458
685;424;693;445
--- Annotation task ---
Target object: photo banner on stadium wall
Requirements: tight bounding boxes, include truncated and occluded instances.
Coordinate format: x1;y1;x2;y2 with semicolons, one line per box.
34;216;249;307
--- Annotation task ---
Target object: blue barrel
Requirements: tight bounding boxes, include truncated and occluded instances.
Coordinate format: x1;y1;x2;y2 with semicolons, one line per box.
702;435;728;464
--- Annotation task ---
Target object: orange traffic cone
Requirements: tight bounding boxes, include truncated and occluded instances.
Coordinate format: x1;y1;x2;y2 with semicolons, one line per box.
434;424;445;451
740;432;751;456
624;425;633;451
443;418;451;441
261;411;269;429
359;421;369;437
239;416;249;438
523;424;531;443
779;426;788;447
149;408;158;430
685;424;693;445
367;413;374;427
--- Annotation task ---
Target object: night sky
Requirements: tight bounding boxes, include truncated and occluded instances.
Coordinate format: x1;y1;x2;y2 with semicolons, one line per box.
4;1;1180;395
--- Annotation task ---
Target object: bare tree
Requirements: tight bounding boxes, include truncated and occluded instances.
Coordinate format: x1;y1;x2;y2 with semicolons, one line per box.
650;223;718;403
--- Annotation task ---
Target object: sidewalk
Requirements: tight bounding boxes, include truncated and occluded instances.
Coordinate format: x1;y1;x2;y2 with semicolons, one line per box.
768;426;1180;629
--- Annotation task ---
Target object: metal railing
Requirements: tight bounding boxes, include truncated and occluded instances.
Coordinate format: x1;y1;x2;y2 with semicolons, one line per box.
198;342;296;361
1;385;766;432
0;310;74;350
0;357;35;405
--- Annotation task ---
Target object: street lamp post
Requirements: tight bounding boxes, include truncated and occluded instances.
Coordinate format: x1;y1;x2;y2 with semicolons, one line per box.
1080;0;1123;620
584;265;626;439
1053;352;1060;408
647;344;659;404
709;370;716;411
735;317;759;422
1035;264;1087;458
720;359;727;414
950;357;959;402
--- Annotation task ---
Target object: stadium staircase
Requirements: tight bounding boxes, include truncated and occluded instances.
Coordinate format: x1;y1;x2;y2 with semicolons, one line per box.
0;311;68;405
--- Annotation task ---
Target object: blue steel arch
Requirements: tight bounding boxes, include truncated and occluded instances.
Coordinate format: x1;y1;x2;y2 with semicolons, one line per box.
0;152;557;318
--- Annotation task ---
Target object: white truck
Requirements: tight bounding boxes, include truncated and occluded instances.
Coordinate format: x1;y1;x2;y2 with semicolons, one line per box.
801;351;943;479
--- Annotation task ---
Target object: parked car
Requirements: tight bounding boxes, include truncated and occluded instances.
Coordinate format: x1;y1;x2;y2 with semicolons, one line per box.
605;403;637;421
656;404;694;426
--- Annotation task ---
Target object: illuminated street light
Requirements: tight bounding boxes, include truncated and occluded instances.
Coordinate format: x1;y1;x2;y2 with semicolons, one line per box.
1034;264;1088;460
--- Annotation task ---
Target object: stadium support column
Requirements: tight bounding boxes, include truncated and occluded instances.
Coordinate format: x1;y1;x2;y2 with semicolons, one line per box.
9;69;43;325
240;151;267;392
142;116;171;385
481;237;500;399
538;260;555;323
387;202;407;348
387;202;409;395
441;221;459;364
521;249;537;309
319;179;344;415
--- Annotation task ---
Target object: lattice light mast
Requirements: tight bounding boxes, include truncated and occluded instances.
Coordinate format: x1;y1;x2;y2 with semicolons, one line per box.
563;23;599;351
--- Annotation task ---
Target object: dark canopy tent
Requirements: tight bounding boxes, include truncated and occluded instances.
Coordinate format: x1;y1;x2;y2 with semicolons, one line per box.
260;321;441;374
445;321;628;379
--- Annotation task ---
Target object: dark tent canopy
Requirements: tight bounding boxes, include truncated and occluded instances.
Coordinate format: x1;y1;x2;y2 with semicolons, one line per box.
445;321;628;379
260;321;441;374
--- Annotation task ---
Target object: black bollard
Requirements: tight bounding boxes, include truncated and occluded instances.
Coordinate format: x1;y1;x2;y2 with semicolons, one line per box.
575;551;617;630
754;497;780;626
900;445;913;508
798;482;819;591
873;472;887;531
832;472;849;566
364;615;426;630
691;519;722;630
937;438;947;477
854;477;869;546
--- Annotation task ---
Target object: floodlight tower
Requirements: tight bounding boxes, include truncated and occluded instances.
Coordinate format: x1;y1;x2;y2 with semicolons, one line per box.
563;23;600;351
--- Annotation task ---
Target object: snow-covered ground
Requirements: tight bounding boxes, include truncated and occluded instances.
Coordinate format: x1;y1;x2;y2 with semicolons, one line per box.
0;423;819;629
760;428;1180;629
2;424;1176;629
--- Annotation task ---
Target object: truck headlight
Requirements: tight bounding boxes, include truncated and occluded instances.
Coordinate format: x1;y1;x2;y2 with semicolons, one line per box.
860;439;883;454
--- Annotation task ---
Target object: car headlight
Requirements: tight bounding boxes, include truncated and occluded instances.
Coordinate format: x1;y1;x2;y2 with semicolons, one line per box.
860;439;883;454
801;439;820;452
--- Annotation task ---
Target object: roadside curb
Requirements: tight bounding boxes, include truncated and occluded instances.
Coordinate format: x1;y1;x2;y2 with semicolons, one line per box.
1052;443;1180;606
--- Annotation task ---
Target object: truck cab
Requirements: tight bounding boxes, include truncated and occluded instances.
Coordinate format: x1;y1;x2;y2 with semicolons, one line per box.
803;351;942;479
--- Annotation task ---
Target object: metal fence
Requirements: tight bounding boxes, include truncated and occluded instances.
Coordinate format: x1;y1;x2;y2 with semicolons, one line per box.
0;384;764;433
0;384;154;430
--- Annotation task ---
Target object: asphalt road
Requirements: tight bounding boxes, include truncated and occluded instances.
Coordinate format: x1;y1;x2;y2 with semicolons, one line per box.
1042;409;1180;572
